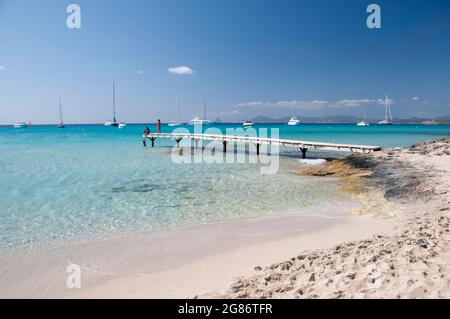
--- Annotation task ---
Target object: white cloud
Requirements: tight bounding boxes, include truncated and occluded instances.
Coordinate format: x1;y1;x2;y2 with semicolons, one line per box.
235;101;264;107
136;70;144;74
332;98;393;108
411;97;419;101
233;98;391;110
222;110;241;115
168;66;194;75
0;66;4;70
210;110;242;116
235;100;329;109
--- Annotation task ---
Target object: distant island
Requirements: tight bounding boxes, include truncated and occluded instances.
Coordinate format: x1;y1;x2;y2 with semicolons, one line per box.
248;115;450;125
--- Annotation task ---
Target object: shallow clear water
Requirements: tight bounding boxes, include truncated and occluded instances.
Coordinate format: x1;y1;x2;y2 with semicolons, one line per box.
0;123;449;251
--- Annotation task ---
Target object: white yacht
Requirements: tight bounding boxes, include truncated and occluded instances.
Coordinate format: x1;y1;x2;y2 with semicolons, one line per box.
13;121;29;128
288;116;300;126
243;120;254;127
357;111;370;126
378;95;393;125
356;120;370;126
104;81;121;127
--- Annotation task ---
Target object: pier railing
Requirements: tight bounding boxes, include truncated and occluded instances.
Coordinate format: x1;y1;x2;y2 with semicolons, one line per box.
143;133;381;158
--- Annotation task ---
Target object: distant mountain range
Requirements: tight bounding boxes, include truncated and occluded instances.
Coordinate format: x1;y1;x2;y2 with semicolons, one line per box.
248;115;450;125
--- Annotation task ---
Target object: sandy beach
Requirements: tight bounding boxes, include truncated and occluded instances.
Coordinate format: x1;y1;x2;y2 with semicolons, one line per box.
217;138;450;299
0;138;448;299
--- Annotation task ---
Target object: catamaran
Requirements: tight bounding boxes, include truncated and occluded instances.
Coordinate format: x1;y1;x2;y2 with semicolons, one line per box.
168;96;182;127
288;116;300;126
190;101;212;125
57;96;65;128
104;81;122;127
378;95;393;125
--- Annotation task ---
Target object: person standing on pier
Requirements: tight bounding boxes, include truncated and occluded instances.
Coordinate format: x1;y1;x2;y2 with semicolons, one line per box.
157;119;161;133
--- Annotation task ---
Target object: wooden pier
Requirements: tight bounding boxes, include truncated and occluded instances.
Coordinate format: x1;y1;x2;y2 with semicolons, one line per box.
143;133;381;158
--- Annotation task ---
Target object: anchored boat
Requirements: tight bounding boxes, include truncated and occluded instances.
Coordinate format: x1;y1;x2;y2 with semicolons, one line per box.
168;96;182;127
13;121;29;128
57;96;65;128
190;101;213;125
288;116;300;126
378;95;393;125
104;81;122;127
243;120;254;127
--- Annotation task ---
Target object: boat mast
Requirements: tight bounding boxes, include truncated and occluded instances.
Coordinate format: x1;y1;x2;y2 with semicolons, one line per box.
385;95;389;122
59;96;64;125
387;95;393;122
113;81;117;123
203;100;206;120
176;96;179;122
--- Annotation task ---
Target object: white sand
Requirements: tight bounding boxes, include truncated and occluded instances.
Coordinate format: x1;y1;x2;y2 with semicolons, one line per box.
218;138;450;299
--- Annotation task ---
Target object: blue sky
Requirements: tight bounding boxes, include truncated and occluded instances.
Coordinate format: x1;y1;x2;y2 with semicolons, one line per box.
0;0;449;124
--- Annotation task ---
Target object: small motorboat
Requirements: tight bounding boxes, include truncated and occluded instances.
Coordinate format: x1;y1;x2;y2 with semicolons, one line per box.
14;121;29;128
243;120;254;127
118;123;127;129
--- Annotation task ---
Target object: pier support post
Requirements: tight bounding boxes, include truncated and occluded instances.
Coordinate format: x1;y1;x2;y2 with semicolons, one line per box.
256;143;260;156
150;137;156;147
223;141;227;153
192;139;200;149
300;147;308;158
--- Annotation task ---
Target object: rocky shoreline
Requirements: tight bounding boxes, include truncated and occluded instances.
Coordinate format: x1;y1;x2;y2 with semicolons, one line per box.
218;138;450;299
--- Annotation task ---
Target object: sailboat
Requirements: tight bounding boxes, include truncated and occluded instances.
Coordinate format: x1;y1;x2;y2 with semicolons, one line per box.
168;96;182;127
357;111;370;126
378;95;393;125
57;96;65;128
104;81;120;127
191;101;213;125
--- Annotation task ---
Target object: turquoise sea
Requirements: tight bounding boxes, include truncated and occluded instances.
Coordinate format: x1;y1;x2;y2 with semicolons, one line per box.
1;123;449;251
